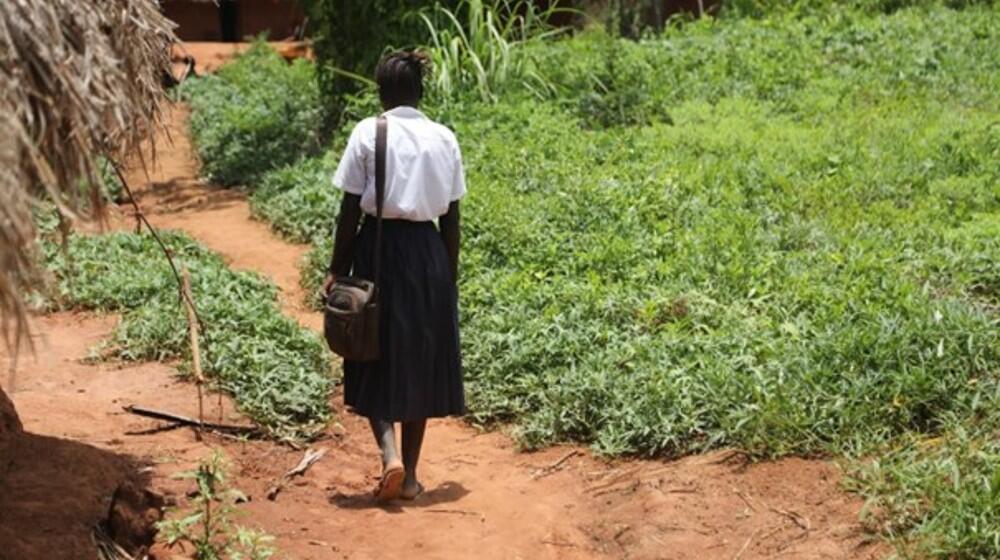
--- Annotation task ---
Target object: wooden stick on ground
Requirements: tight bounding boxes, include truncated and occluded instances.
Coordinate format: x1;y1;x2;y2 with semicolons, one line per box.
123;405;257;434
267;447;327;500
180;267;205;436
426;509;481;516
767;504;811;531
733;528;762;560
532;449;582;480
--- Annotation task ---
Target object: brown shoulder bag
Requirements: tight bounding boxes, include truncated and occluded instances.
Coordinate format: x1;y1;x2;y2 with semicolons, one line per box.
323;115;387;362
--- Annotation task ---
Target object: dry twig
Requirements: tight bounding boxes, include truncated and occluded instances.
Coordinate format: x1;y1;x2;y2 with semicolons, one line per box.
123;405;257;435
267;447;327;500
733;528;762;560
733;487;758;512
767;505;811;531
426;509;481;516
532;449;581;480
731;487;811;531
181;267;205;434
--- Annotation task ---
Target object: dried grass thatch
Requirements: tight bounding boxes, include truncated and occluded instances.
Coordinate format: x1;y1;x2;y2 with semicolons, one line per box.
0;0;177;349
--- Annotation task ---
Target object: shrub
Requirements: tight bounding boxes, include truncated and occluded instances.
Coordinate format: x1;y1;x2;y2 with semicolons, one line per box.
179;41;324;186
722;0;997;18
158;450;277;560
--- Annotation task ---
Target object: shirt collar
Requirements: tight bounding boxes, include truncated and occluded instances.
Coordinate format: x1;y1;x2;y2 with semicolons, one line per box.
385;105;426;119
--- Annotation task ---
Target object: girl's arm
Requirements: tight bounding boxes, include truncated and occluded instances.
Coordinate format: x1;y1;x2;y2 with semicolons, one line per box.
324;193;363;293
439;201;461;284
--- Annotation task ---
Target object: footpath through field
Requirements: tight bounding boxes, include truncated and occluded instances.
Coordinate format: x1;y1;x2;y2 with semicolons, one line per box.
2;102;884;559
123;104;883;559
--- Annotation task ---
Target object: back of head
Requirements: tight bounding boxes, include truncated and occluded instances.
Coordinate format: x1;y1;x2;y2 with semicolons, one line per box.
375;51;429;110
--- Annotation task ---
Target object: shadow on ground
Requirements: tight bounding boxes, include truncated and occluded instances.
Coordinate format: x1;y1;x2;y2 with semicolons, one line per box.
0;430;161;560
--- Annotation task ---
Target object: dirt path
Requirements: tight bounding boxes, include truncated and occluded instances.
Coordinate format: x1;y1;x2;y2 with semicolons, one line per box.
3;102;884;560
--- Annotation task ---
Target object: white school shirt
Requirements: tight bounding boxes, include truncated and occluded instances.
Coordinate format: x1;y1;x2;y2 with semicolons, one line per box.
332;106;466;222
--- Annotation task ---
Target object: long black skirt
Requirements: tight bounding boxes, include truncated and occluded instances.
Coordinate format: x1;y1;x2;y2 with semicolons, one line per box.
342;218;465;421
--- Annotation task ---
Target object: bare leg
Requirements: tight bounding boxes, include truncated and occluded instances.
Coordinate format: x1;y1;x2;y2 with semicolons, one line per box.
369;418;399;468
401;419;426;498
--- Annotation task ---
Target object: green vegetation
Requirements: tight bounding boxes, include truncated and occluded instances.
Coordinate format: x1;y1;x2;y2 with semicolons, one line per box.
181;2;1000;555
248;152;338;243
416;0;569;102
299;0;457;104
178;41;323;186
43;230;332;439
158;450;276;560
722;0;997;18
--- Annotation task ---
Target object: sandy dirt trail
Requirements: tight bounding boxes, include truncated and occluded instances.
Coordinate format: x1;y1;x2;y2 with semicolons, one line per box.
2;100;884;560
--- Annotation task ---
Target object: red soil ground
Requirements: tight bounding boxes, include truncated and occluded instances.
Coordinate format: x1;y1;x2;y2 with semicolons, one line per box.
0;45;887;560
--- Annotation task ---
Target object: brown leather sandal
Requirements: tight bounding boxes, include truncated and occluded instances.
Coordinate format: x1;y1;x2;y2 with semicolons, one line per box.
374;461;404;502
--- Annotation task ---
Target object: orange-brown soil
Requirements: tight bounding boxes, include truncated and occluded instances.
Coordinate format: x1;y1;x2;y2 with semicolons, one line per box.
0;44;886;560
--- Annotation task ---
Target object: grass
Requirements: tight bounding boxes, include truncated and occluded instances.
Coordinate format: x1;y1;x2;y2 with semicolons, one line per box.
42;230;333;440
414;0;569;103
181;3;1000;554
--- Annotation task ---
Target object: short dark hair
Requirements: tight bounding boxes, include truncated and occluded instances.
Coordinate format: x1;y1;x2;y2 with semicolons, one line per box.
375;51;429;109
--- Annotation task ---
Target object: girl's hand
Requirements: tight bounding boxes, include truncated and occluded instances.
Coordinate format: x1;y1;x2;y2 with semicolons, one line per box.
321;273;336;301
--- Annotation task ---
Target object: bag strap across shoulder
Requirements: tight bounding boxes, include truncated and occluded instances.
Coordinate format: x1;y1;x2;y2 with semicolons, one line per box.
372;115;388;299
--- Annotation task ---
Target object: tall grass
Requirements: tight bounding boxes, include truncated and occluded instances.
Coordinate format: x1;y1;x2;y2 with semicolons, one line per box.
415;0;570;102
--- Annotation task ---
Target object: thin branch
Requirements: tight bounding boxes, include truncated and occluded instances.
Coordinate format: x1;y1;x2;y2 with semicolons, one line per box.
267;447;327;500
181;267;205;435
532;449;581;480
110;160;201;326
123;405;257;435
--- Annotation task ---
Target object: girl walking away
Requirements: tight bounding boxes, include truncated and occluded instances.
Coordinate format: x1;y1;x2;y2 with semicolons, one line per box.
323;51;466;502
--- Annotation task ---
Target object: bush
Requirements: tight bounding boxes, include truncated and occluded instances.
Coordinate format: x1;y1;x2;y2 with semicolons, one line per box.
416;0;568;103
43;230;333;439
179;41;324;186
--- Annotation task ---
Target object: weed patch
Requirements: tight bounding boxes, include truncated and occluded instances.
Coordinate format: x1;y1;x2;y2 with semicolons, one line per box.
43;230;332;439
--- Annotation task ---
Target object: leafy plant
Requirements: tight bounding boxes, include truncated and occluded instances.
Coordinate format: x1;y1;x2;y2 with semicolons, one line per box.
848;408;1000;558
249;153;340;244
158;451;276;560
97;157;124;202
721;0;997;18
43;230;333;439
179;40;324;186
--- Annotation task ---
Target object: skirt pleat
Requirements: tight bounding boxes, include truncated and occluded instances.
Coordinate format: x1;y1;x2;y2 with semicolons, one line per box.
342;218;465;421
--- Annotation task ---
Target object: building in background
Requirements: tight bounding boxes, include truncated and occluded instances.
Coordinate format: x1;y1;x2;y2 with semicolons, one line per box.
162;0;306;42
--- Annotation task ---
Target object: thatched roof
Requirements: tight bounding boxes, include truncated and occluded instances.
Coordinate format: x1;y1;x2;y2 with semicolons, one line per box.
0;0;177;348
